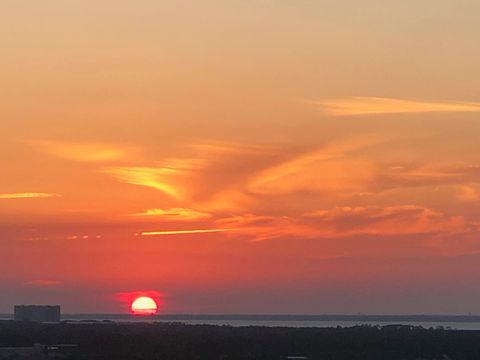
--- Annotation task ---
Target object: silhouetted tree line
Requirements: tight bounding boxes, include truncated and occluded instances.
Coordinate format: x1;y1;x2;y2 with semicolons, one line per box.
0;321;479;360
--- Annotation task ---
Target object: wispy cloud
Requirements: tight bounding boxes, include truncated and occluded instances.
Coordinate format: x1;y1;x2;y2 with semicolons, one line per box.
104;158;204;200
104;143;279;206
0;192;59;199
128;208;212;221
374;163;480;191
99;139;480;220
313;97;480;116
302;205;467;236
140;229;230;236
31;140;137;162
215;205;470;241
249;136;380;195
215;214;306;242
104;166;188;200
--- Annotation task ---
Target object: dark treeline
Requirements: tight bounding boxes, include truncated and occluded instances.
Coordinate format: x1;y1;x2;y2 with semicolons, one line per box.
1;321;480;360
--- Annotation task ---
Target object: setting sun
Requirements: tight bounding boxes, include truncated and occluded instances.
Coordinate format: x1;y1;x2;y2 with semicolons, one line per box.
131;296;158;315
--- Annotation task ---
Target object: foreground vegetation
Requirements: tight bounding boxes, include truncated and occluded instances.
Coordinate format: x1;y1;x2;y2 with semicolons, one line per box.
0;321;479;359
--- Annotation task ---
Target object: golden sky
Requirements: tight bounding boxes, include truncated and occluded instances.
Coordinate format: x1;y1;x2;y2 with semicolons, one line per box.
1;0;480;314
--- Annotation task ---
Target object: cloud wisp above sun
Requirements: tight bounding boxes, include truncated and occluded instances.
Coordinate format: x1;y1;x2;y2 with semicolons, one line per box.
312;97;480;116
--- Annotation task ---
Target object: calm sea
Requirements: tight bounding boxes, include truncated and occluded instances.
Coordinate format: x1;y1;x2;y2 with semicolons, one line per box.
3;314;480;330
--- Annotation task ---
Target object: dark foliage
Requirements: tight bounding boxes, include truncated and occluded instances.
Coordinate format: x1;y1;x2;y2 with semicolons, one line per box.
0;321;479;360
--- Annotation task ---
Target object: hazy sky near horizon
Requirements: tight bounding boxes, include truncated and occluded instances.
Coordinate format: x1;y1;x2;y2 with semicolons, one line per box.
2;0;480;314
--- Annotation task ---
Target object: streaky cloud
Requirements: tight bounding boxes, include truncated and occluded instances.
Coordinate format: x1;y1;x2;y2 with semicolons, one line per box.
141;229;230;236
313;97;480;116
0;192;59;199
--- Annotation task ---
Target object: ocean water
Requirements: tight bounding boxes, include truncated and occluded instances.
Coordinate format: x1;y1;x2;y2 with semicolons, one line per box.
3;314;480;330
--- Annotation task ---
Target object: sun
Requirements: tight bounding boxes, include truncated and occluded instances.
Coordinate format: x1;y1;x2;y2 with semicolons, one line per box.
131;296;158;315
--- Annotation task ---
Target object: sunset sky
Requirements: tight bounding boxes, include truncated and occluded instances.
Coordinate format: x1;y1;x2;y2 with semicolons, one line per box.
2;0;480;314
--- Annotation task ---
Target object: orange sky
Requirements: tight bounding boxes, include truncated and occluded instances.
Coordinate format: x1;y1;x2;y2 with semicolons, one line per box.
1;0;480;314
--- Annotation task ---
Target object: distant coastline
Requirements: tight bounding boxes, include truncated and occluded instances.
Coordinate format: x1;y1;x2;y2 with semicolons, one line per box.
3;313;480;324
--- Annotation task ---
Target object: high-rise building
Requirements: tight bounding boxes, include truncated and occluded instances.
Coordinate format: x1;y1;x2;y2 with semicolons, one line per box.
14;305;61;322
